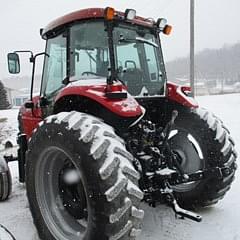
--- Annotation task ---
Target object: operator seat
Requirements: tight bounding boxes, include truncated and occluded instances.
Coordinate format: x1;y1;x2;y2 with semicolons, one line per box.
97;61;109;77
122;68;143;96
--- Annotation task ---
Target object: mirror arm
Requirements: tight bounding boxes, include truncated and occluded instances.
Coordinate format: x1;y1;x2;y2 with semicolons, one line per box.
14;50;34;61
30;58;36;102
10;51;49;103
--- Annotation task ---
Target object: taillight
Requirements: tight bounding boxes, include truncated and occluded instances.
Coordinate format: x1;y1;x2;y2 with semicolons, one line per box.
106;84;123;92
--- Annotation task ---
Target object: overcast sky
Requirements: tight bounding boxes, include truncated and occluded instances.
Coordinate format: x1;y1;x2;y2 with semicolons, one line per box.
0;0;240;79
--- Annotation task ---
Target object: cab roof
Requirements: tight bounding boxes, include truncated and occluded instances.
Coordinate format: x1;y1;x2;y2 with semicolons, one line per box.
41;8;154;39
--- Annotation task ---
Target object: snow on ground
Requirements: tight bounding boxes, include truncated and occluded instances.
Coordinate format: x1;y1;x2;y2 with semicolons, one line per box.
0;109;18;151
0;94;239;240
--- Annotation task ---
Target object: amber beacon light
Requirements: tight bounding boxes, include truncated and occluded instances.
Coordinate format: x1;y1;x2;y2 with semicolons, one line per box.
104;7;115;20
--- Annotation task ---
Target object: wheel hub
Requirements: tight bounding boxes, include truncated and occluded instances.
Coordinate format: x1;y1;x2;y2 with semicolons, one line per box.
169;128;204;192
35;146;88;240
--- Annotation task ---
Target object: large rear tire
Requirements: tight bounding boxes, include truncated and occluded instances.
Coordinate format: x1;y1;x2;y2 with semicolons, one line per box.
168;107;237;209
26;111;144;240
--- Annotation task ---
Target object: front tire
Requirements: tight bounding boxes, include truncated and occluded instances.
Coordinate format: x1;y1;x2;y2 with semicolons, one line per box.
0;155;12;201
168;107;237;209
26;111;144;240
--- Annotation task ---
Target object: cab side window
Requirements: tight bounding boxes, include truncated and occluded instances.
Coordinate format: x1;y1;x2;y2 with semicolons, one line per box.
42;34;67;96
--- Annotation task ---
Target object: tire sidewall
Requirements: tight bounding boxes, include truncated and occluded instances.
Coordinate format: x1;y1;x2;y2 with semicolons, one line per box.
26;121;112;240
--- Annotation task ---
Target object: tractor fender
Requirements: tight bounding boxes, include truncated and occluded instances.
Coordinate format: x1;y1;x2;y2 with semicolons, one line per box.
167;82;198;108
55;79;143;118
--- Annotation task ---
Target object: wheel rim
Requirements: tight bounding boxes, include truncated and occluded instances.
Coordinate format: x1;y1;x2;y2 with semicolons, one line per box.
168;128;204;192
35;146;88;240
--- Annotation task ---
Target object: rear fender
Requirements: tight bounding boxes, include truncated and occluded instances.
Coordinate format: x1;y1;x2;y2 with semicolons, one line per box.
55;83;143;118
167;82;198;108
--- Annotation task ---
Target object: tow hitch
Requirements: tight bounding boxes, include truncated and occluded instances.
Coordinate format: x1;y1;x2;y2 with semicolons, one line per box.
143;161;236;223
143;175;203;222
141;110;236;223
169;194;202;222
162;182;202;222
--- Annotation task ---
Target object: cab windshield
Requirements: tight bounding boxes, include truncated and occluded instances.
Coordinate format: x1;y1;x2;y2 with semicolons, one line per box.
70;21;166;96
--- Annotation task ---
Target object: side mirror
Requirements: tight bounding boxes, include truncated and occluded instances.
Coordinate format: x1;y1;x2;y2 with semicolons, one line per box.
7;53;20;74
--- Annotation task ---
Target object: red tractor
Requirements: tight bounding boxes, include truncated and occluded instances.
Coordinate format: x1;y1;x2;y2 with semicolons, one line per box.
1;7;237;240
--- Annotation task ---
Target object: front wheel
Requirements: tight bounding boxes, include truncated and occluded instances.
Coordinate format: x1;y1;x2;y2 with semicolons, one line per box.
168;107;237;209
26;111;144;240
0;155;12;201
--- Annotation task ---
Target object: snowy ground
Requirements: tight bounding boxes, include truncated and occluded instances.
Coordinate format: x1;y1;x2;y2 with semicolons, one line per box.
0;109;18;151
0;94;239;240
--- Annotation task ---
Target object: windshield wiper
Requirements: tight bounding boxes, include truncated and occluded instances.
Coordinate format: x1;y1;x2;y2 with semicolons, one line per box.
119;36;158;48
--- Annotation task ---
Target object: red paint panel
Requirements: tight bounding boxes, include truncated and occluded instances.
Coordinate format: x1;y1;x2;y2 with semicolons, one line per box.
20;82;196;139
167;82;198;108
20;96;42;139
55;81;143;118
42;8;105;37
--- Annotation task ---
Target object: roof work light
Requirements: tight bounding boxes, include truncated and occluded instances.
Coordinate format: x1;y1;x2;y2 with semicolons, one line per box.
156;18;172;35
157;18;167;30
125;9;136;20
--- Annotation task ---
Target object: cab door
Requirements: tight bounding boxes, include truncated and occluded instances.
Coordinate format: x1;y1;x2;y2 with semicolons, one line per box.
20;32;67;138
40;32;67;118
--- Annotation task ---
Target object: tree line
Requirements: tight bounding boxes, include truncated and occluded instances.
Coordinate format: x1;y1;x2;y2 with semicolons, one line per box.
166;42;240;85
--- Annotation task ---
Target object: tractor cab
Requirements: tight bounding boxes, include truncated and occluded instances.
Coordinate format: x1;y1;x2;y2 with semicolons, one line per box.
8;8;172;103
40;8;171;98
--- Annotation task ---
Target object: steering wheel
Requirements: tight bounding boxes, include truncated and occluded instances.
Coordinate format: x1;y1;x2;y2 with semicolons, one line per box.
81;71;98;76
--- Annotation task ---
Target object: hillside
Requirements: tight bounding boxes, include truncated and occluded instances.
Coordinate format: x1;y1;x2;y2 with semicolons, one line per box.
166;42;240;85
